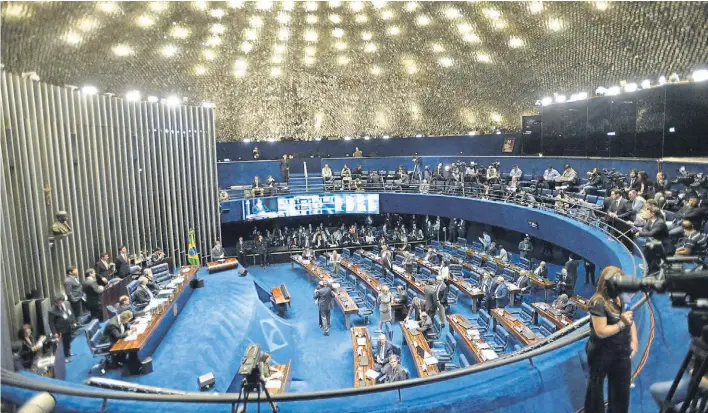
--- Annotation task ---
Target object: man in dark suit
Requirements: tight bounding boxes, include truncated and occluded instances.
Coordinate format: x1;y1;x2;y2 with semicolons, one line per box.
435;276;449;327
95;253;114;285
381;246;394;279
514;270;531;305
115;295;142;316
115;246;139;278
132;276;153;310
482;274;496;311
256;234;269;268
104;310;135;365
378;355;408;383
557;268;575;297
584;259;596;286
48;295;77;361
564;255;581;288
423;279;439;319
82;269;104;320
314;280;335;336
64;266;84;320
636;205;672;257
373;334;395;371
606;188;633;245
280;154;290;184
236;237;248;267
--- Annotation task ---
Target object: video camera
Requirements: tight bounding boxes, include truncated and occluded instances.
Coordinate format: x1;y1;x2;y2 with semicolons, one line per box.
601;168;626;188
237;344;263;387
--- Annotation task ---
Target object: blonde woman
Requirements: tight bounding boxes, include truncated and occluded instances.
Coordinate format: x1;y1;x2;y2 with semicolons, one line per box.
584;266;638;413
377;285;393;339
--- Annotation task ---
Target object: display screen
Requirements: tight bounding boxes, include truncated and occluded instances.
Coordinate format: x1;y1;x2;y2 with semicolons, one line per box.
244;194;379;221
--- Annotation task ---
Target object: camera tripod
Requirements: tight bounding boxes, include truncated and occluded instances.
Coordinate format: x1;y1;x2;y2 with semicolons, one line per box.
232;376;279;413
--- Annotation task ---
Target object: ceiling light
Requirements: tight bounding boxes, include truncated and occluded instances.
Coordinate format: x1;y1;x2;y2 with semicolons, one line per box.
256;0;273;11
305;46;316;56
624;83;638;92
97;2;118;13
126;90;141;101
81;86;98;95
303;56;315;65
595;86;607;95
332;28;344;38
65;32;82;45
416;15;430;26
304;30;318;42
235;59;248;69
669;73;680;82
381;10;394;20
329;0;342;8
476;53;491;63
693;69;708;82
334;41;347;50
278;27;290;41
211;24;225;35
350;1;364;12
149;2;169;12
463;33;480;43
170;26;190;39
572;92;588;101
658;76;667;85
240;41;253;54
606;86;621;96
508;37;524;48
136;15;155;28
555;94;566;103
641;79;651;89
541;97;553;106
243;138;252;143
387;26;401;36
483;8;501;19
457;23;472;33
329;14;341;24
594;1;609;11
371;65;381;75
245;28;258;41
281;0;295;10
372;0;387;9
548;18;563;32
112;44;133;56
250;16;264;27
432;43;444;53
493;20;507;30
491;113;502;123
203;49;216;60
364;43;377;53
194;65;206;75
165;96;181;106
438;57;453;68
273;44;286;54
272;55;283;64
234;68;247;77
206;36;221;46
337;55;349;66
528;1;543;14
271;67;282;77
202;102;215;109
364;136;370;140
362;31;373;41
147;96;159;103
306;14;318;24
78;18;99;32
193;1;208;11
161;44;178;57
343;136;352;141
305;1;318;11
669;127;675;133
210;9;225;18
406;65;417;74
405;2;418;12
444;8;462;19
355;14;368;23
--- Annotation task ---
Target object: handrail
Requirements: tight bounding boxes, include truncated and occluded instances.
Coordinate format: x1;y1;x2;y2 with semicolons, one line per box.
3;188;647;405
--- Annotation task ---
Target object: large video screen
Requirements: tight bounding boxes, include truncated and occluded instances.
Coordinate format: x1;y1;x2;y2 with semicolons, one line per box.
244;194;379;221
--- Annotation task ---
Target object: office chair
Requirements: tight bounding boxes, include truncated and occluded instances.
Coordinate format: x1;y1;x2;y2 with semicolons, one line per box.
84;319;112;375
106;305;119;318
358;294;375;324
430;332;456;363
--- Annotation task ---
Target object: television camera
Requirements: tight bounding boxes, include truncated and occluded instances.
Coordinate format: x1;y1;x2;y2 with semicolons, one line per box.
232;344;279;413
600;168;627;190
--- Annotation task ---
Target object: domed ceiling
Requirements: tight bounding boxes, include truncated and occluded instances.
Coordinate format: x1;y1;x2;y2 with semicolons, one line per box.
2;1;706;140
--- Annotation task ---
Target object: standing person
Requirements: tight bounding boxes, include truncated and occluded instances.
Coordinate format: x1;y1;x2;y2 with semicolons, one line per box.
377;285;394;339
353;147;362;158
493;276;509;309
331;249;341;275
482;274;496;311
381;246;393;279
252;146;260;160
280;154;290;184
403;252;414;275
256;234;269;268
585;259;596;286
435;276;448;328
557;268;574;297
95;253;114;285
236;237;248;267
48;295;77;362
64;266;83;320
82;269;104;320
584;267;638;413
564;255;581;294
518;235;534;260
423;279;439;319
314;280;335;336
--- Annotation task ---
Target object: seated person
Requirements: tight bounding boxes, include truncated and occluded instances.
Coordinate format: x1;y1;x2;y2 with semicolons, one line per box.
322;164;333;183
104;311;135;365
669;196;705;235
211;240;225;261
260;352;282;382
551;294;575;316
355;177;364;191
18;324;46;369
486;164;499;184
557;164;578;186
150;247;166;264
264;175;277;194
582;168;603;194
507;176;519;192
374;334;395;371
406;297;426;322
132;276;154;310
341;165;353;190
419;179;430;194
354;164;364;177
674;220;707;257
416;312;433;334
485;241;497;255
115;295;144;316
377;355;408;383
542;165;560;188
496;245;509;264
628;190;646;219
509;165;523;181
142;269;159;293
251;176;264;196
422;247;438;264
514;270;531;304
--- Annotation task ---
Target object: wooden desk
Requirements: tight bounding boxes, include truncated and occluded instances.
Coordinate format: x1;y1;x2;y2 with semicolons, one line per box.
100;276;132;320
206;257;238;273
490;308;541;346
267;361;292;394
570;295;589;311
531;302;573;330
399;323;440;377
291;256;359;328
340;258;403;308
359;250;426;295
271;286;291;306
350;327;377;387
447;314;498;363
110;266;199;374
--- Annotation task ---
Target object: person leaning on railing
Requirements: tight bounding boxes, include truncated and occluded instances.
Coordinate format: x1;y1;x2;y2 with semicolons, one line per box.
584;266;638;413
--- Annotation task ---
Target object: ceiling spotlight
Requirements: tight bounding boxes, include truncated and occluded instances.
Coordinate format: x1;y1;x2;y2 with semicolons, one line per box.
350;1;364;12
65;32;82;45
194;65;207;75
432;43;444;53
211;24;226;35
541;97;553;106
332;28;345;38
415;134;423;138
668;127;675;133
250;16;264;27
594;1;609;11
508;37;524;48
329;0;342;8
483;8;501;19
329;14;342;24
343;136;352;141
150;2;169;12
243;138;252;143
165;96;181;106
476;53;491;63
193;1;208;11
438;57;454;68
147;96;159;103
78;17;99;32
641;79;651;89
693;69;708;82
170;26;190;39
240;41;253;53
112;44;133;56
416;15;431;26
202;102;215;108
281;0;295;10
387;26;401;36
277;12;291;24
256;0;273;11
303;56;316;66
364;43;377;53
381;10;394;20
354;14;368;23
161;44;178;57
624;83;638;92
371;65;382;75
210;8;226;18
444;8;461;19
306;14;318;24
81;86;98;95
278;27;290;41
490;113;502;123
203;49;216;60
270;67;282;77
97;2;118;13
125;90;141;101
658;76;667;85
406;65;417;74
235;59;248;69
405;2;418;12
304;46;316;56
245;28;258;41
547;18;563;32
362;31;373;41
669;73;680;83
364;136;370;140
573;92;588;101
206;36;222;46
337;55;349;65
528;1;543;14
493;20;507;30
457;23;472;34
606;86;621;96
555;94;566;103
136;15;155;28
272;55;283;64
305;1;318;11
234;68;247;77
304;30;318;42
334;41;347;50
463;33;480;43
595;86;607;95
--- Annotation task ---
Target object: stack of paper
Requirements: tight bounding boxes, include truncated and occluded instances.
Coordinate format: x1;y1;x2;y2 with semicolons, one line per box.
423;355;438;365
481;349;498;360
356;337;367;346
265;380;282;389
365;369;380;380
405;320;419;330
271;370;284;379
477;342;490;350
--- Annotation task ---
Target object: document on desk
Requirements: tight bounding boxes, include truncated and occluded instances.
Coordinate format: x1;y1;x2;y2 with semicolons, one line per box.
356;337;367;346
265;380;282;389
476;342;490;350
332;283;341;289
271;370;284;379
482;350;498;360
423;355;438;365
365;369;380;380
405;320;419;330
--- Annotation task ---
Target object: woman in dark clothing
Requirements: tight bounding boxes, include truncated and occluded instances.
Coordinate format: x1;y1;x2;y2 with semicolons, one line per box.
584;266;638;413
18;324;46;369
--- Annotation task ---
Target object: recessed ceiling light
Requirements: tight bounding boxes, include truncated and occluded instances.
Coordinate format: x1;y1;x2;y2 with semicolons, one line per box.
355;14;368;23
206;36;222;46
193;1;208;11
306;14;318;24
594;1;609;11
483;8;501;19
416;15;430;26
349;1;364;12
364;43;377;53
329;14;341;24
548;18;563;32
329;0;342;8
256;0;273;11
387;26;401;36
65;32;82;45
136;15;155;28
97;2;118;13
304;56;316;66
438;57;454;67
277;12;291;24
432;43;444;53
240;41;253;54
337;55;349;65
245;28;258;41
381;10;394;20
278;27;290;41
170;26;190;39
463;33;480;43
305;46;316;56
81;85;98;95
112;44;133;56
126;90;141;101
444;7;461;19
304;30;318;42
477;53;491;63
210;8;225;18
250;16;264;27
78;18;99;32
332;28;344;38
305;1;318;11
361;31;373;41
150;2;169;12
528;1;543;14
211;24;225;35
194;65;206;75
334;41;347;50
161;44;178;57
405;2;418;12
203;49;216;60
281;0;295;10
270;67;282;77
508;37;524;48
371;65;382;75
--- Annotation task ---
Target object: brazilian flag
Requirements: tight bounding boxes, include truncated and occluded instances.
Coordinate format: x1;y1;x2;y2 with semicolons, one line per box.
187;228;200;266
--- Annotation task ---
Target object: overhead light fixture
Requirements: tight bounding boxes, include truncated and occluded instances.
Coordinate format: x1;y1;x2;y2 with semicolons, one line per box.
343;136;352;141
161;44;178;57
170;26;190;39
387;26;401;36
438;57;453;68
541;97;553;106
81;86;98;95
332;28;344;38
444;7;461;19
147;96;159;103
361;31;373;41
125;90;141;101
270;67;282;77
528;1;543;14
243;138;252;143
555;95;566;103
355;14;368;23
547;18;562;32
624;83;638;92
669;73;680;83
210;8;225;18
416;15;430;26
136;15;155;28
329;14;341;24
383;135;391;139
508;37;524;48
668;127;675;133
607;132;616;136
194;65;207;75
304;30;318;42
405;2;418;12
415;134;423;138
381;10;394;20
364;43;377;53
364;136;370;140
165;96;181;106
692;69;708;82
641;79;651;89
606;86;621;96
658;76;667;85
595;86;607;95
250;16;264;27
112;44;133;56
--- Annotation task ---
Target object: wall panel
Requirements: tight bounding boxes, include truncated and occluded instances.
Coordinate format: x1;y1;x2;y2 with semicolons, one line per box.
0;72;219;335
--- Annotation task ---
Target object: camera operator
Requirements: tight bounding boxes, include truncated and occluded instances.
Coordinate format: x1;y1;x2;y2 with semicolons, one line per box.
584;266;638;413
581;168;603;195
673;220;707;257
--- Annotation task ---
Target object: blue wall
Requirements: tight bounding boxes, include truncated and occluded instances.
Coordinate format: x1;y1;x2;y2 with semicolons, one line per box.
218;160;282;188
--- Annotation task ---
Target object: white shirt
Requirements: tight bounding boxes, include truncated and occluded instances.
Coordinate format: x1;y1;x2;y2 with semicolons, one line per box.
497;248;509;263
543;169;560;181
322;167;332;178
510;168;523;179
439;266;450;280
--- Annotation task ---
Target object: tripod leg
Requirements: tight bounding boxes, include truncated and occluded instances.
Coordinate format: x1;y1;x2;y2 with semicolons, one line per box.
260;380;280;413
662;346;694;412
678;351;708;413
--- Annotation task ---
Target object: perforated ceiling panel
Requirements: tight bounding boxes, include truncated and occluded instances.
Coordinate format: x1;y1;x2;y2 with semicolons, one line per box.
2;1;706;140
